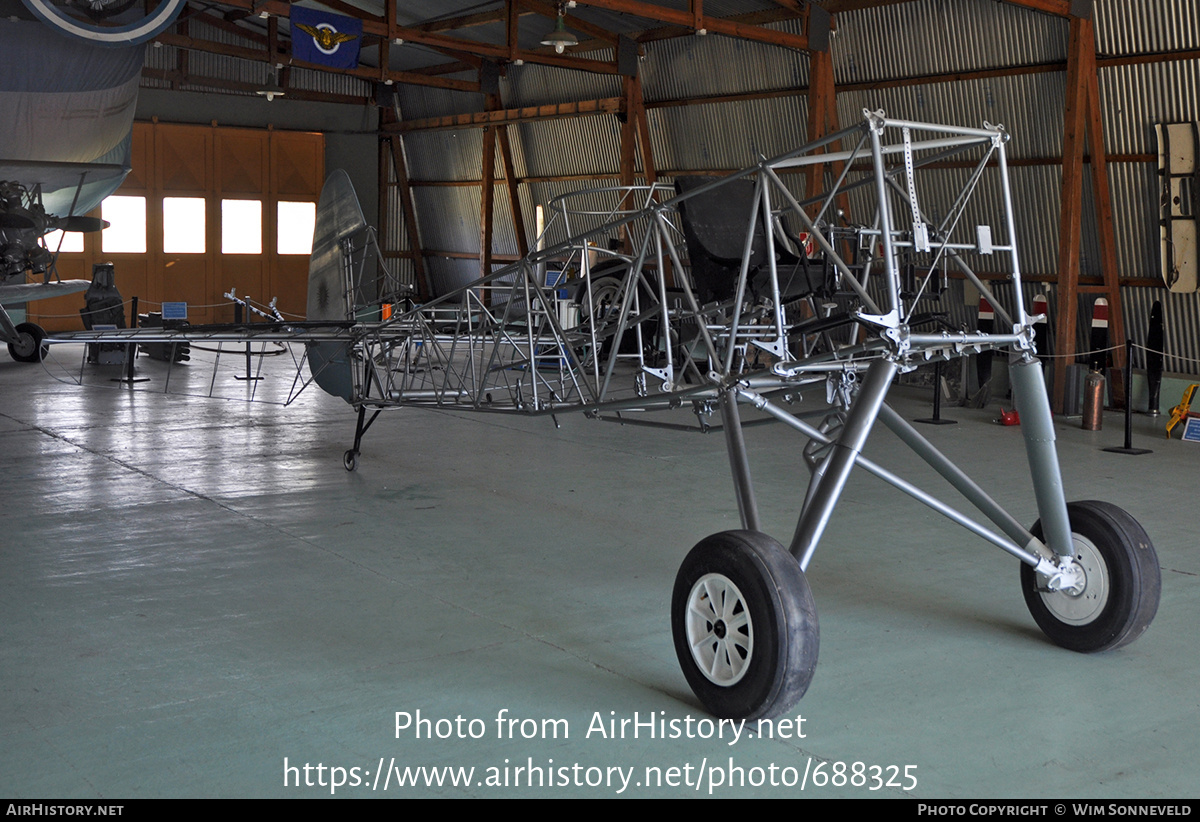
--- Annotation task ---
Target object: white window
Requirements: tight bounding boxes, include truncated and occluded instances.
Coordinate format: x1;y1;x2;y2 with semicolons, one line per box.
163;197;206;253
221;199;262;254
101;196;147;254
42;230;84;253
277;201;316;255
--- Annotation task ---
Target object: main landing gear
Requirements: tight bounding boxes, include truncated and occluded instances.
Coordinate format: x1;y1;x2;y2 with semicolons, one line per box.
1021;500;1161;653
672;531;819;721
672;361;1161;721
7;322;48;363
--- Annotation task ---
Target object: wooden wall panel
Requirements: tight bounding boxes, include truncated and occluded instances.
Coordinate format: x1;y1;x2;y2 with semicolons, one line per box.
215;130;269;322
218;131;268;196
270;131;325;318
272;131;326;197
155;124;211;195
31;122;324;331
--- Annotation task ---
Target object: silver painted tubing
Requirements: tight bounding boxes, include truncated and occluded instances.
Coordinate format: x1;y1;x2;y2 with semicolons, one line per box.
771;135;992;169
868;124;902;315
761;166;883;315
788;359;898;569
736;388;1045;567
721;389;761;532
995;139;1028;323
1009;357;1075;558
876;404;1041;554
721;177;764;376
878;117;1006;139
880;176;1016;330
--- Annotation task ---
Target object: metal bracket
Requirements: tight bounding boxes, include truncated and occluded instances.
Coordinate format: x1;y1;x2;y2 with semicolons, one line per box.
1034;554;1087;596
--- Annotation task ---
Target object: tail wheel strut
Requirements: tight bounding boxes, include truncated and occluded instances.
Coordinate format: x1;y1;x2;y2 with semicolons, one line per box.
344;406;382;472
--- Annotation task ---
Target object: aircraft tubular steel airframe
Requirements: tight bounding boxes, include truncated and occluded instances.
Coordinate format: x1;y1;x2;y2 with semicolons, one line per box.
45;111;1162;721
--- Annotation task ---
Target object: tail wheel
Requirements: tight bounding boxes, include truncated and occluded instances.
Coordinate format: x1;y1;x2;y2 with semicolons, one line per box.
672;530;818;720
1022;501;1161;652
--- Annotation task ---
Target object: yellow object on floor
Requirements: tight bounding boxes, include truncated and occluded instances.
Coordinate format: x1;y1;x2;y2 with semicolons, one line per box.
1165;383;1199;438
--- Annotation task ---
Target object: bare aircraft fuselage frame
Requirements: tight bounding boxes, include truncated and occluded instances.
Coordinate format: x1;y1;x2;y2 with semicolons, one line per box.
46;111;1161;720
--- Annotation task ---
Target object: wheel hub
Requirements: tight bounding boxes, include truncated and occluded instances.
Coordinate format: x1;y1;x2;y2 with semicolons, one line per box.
685;573;753;687
12;332;36;359
1038;534;1109;625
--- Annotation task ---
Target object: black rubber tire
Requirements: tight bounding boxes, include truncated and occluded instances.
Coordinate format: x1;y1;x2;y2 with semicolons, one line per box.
1021;500;1161;653
672;530;819;720
8;322;47;363
574;273;627;324
343;450;358;472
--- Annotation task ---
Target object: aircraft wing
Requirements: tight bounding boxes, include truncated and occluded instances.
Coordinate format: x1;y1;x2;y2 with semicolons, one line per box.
0;160;129;218
0;279;91;306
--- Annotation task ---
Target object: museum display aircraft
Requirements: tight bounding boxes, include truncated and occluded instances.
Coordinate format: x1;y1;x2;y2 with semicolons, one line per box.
0;15;143;360
43;112;1163;722
0;162;119;361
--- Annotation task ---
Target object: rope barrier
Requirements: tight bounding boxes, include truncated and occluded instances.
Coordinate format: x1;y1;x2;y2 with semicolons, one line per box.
29;296;1200;369
1034;341;1200;368
33;297;236;317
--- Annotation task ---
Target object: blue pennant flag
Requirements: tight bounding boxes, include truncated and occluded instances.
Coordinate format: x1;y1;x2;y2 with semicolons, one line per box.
291;7;362;70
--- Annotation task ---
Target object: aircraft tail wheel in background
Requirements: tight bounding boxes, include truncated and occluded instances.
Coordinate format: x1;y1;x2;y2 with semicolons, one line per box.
8;322;48;363
1022;501;1161;653
343;450;359;472
672;530;819;721
575;274;626;325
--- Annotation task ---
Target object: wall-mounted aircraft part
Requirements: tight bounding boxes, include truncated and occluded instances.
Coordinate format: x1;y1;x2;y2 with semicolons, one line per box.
1157;121;1199;292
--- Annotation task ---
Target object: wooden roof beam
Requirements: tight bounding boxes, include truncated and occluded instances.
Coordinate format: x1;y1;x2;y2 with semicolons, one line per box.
154;31;481;91
571;0;810;51
312;0;383;23
388;97;623;133
414;8;510;33
216;0;618;77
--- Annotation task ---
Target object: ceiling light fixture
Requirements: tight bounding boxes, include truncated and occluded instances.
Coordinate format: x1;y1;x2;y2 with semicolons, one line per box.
257;68;285;102
540;3;578;55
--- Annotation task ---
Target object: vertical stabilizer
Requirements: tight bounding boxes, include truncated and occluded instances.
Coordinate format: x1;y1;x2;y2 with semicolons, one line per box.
306;170;367;403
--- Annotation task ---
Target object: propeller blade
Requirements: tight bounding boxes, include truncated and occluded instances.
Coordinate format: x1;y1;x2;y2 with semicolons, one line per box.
60;216;110;233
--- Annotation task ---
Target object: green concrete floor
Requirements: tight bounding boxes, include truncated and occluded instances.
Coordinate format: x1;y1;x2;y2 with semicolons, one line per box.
1;345;1196;799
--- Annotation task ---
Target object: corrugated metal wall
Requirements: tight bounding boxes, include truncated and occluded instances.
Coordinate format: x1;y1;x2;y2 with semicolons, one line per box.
387;0;1200;373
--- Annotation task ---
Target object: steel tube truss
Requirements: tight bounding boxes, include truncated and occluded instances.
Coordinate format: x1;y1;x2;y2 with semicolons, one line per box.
41;110;1164;721
45;110;1076;571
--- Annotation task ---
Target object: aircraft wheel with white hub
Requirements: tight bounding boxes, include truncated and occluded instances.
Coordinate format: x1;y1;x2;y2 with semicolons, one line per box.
1021;501;1160;652
672;530;818;720
8;322;47;363
583;275;625;323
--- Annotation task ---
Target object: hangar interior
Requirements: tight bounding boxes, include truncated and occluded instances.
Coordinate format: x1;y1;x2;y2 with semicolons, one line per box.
2;0;1198;799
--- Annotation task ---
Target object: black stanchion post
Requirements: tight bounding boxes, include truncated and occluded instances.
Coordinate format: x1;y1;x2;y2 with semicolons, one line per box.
113;296;149;384
234;297;263;382
915;360;957;425
1104;339;1151;455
